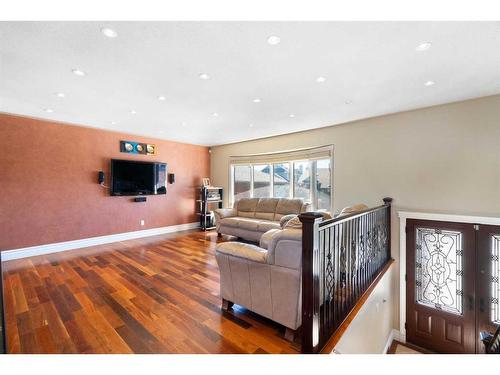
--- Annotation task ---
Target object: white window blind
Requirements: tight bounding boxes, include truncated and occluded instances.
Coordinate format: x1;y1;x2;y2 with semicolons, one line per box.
229;145;333;165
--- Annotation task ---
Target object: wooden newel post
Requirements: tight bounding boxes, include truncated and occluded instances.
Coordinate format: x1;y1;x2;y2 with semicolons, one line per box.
383;197;393;262
299;212;324;354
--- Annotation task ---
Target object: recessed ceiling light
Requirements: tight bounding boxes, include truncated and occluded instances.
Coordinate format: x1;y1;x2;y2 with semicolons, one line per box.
289;114;295;118
316;76;326;83
44;108;54;113
55;92;65;98
416;42;432;52
111;121;117;125
158;95;166;101
101;27;118;38
253;98;261;103
424;80;435;87
181;122;186;127
267;35;281;45
72;69;86;76
345;100;352;105
130;110;137;114
199;73;210;80
212;112;218;117
249;123;254;128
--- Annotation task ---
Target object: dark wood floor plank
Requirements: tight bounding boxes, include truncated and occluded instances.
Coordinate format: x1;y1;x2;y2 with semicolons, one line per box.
3;230;299;354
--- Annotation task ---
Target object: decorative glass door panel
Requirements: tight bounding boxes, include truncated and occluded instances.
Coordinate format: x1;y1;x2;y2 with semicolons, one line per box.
491;235;500;325
407;220;475;354
415;228;463;315
408;221;500;353
477;226;500;353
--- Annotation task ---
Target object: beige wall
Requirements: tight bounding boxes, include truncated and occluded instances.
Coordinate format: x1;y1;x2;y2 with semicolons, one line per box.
210;94;500;334
334;267;395;353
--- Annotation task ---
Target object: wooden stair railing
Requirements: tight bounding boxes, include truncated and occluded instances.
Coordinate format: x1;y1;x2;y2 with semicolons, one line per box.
299;198;393;354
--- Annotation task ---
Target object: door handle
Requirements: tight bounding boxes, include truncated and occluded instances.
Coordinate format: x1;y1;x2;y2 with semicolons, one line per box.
468;296;474;311
480;298;485;313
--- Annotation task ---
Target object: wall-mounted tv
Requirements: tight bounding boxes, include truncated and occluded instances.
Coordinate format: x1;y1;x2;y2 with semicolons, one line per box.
111;159;167;196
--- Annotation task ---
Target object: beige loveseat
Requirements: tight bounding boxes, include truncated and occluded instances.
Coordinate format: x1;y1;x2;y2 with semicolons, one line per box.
215;228;303;338
214;198;310;242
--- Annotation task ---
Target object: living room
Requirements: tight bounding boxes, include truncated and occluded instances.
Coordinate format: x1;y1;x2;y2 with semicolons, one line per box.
1;0;500;373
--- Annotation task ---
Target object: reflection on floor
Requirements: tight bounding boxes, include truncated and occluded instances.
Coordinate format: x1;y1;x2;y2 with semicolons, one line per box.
2;230;300;354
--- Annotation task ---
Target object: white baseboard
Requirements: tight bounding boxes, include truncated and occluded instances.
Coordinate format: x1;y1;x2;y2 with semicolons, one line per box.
1;222;199;262
383;329;402;353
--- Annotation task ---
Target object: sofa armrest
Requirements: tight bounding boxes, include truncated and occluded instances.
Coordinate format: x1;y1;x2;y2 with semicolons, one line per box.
216;242;268;264
214;208;236;232
267;229;302;269
214;208;236;220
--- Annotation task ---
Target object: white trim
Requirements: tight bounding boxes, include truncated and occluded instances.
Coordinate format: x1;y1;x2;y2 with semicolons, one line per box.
398;211;500;226
383;329;402;353
1;222;199;262
398;210;500;340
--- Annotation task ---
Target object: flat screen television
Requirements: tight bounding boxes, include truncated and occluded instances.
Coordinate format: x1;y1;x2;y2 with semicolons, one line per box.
111;159;167;196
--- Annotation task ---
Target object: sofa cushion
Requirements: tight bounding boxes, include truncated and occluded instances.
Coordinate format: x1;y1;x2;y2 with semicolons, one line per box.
283;216;303;229
237;218;261;231
283;211;333;229
220;217;240;228
274;198;306;220
257;220;281;232
255;198;280;220
279;214;297;228
338;203;368;217
216;242;268;263
236;198;259;218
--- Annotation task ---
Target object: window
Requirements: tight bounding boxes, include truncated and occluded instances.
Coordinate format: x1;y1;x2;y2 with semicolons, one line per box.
273;163;290;198
233;165;251;200
229;146;333;211
315;159;331;211
253;164;271;198
293;161;311;201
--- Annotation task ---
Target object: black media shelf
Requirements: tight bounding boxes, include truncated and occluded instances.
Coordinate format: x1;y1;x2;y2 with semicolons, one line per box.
197;186;223;231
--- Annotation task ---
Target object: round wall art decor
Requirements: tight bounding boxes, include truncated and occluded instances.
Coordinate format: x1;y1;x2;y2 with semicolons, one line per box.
120;140;157;155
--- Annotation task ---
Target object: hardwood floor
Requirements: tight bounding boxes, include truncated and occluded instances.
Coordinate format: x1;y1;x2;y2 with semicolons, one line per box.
387;340;431;354
1;230;300;354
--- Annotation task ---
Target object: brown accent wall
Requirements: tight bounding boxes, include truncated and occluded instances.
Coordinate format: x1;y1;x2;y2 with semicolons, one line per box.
0;113;210;250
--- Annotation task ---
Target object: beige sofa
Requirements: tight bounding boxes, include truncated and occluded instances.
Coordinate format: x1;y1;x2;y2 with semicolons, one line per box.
215;228;303;338
214;197;310;242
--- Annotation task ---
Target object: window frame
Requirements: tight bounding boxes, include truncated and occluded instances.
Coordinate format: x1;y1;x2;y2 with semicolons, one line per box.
228;146;334;212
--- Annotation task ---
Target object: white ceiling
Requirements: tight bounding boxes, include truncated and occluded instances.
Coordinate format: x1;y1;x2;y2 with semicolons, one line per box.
1;21;500;146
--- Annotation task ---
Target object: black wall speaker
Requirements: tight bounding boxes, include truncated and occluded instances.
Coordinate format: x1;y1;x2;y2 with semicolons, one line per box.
168;173;175;184
98;171;105;184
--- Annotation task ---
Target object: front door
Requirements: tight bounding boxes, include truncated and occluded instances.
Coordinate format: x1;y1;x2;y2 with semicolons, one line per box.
406;219;476;353
476;225;500;352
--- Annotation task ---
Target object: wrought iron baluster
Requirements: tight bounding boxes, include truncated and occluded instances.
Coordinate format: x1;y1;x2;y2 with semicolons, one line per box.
300;198;393;353
347;220;354;310
319;229;325;343
335;223;340;327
